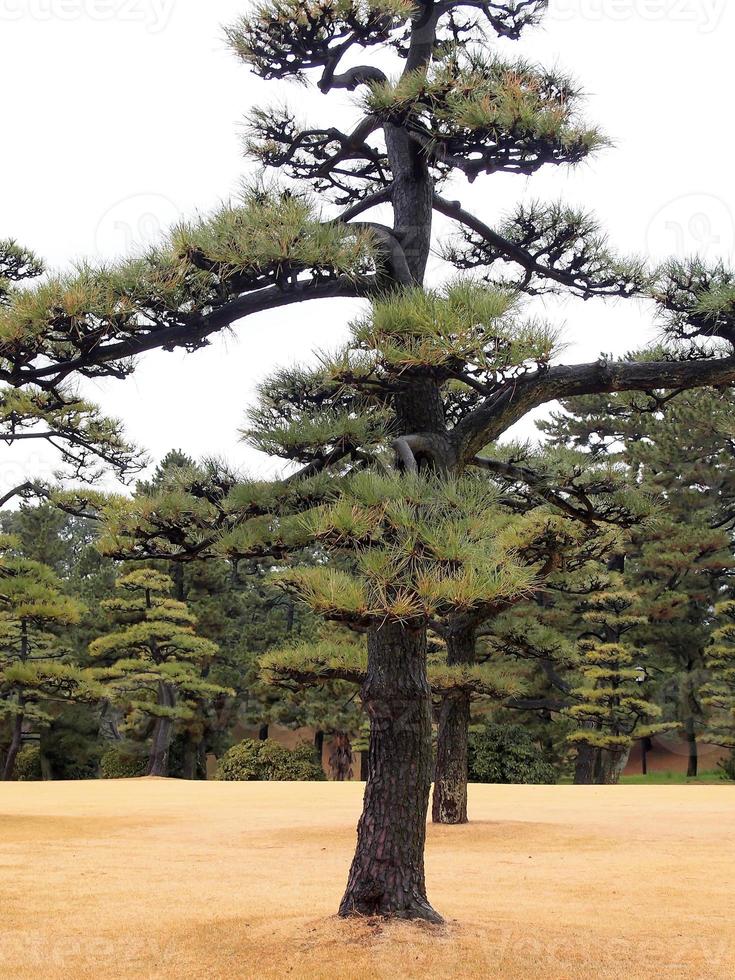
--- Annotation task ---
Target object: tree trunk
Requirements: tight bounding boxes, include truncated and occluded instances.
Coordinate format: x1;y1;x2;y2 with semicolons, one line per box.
147;683;176;777
2;700;24;782
598;747;630;785
685;717;698;778
329;732;354;781
573;742;599;784
432;692;471;824
641;736;650;776
339;13;441;916
432;622;475;824
181;735;205;780
339;621;441;923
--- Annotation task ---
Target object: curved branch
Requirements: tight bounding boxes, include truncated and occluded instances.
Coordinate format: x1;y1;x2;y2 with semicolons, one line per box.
472;455;596;525
451;355;735;462
320;64;388;92
14;275;378;388
337;186;393;223
434;193;613;295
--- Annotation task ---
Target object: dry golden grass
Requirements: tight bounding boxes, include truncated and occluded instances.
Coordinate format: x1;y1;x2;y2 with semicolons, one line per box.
1;779;734;979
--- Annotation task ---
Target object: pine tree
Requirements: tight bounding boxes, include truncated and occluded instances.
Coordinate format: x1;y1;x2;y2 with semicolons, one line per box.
542;384;735;775
10;3;735;922
564;584;671;784
89;569;226;777
702;601;735;754
0;535;90;780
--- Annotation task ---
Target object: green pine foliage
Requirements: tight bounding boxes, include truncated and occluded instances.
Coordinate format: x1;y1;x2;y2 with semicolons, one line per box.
216;737;325;781
702;601;735;750
89;568;228;775
565;587;672;757
468;722;557;784
0;535;92;780
542;384;735;770
275;469;587;628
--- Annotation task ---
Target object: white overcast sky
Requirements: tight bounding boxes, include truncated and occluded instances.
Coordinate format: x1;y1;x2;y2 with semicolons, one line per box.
1;0;733;492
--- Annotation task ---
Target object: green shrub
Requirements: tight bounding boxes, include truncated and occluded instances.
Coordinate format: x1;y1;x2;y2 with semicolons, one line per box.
15;745;42;781
718;750;735;781
216;738;325;781
468;723;557;785
99;744;147;779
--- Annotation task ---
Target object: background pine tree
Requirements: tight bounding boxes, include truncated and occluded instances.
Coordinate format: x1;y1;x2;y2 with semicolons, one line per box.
90;569;226;777
0;535;90;780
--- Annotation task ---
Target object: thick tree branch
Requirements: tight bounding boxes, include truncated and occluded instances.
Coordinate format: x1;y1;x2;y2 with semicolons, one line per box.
337;186;394;223
12;275;378;388
451;355;735;462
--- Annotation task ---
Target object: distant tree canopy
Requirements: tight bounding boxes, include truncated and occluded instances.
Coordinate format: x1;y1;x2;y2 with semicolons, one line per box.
0;534;91;780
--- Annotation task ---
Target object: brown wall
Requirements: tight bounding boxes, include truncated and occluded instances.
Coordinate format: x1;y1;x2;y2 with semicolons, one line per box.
625;735;728;776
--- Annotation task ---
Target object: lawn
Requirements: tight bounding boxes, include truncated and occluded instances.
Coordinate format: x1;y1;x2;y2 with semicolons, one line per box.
1;780;734;979
620;770;731;785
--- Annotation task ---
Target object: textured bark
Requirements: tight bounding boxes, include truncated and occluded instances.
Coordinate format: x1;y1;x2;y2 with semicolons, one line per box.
381;7;438;286
2;700;24;782
433;692;471;823
329;732;354;781
147;683;176;777
98;700;123;742
573;742;599;785
339;621;441;922
432;623;475;824
339;7;443;922
181;736;206;780
451;356;735;464
385;124;433;284
598;747;630;785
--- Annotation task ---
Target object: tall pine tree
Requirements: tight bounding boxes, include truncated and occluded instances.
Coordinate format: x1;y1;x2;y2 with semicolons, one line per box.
6;3;735;923
0;535;90;780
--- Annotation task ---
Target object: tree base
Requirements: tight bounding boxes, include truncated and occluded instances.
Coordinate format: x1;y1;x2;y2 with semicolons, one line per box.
339;893;444;924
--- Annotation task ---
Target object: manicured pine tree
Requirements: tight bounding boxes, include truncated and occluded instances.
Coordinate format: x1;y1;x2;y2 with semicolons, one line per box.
6;2;735;923
90;568;226;777
541;383;735;775
701;601;735;755
0;535;90;780
563;581;673;783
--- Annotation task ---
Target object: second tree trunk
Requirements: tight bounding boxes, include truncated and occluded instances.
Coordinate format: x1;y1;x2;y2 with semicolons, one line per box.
432;623;475;824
